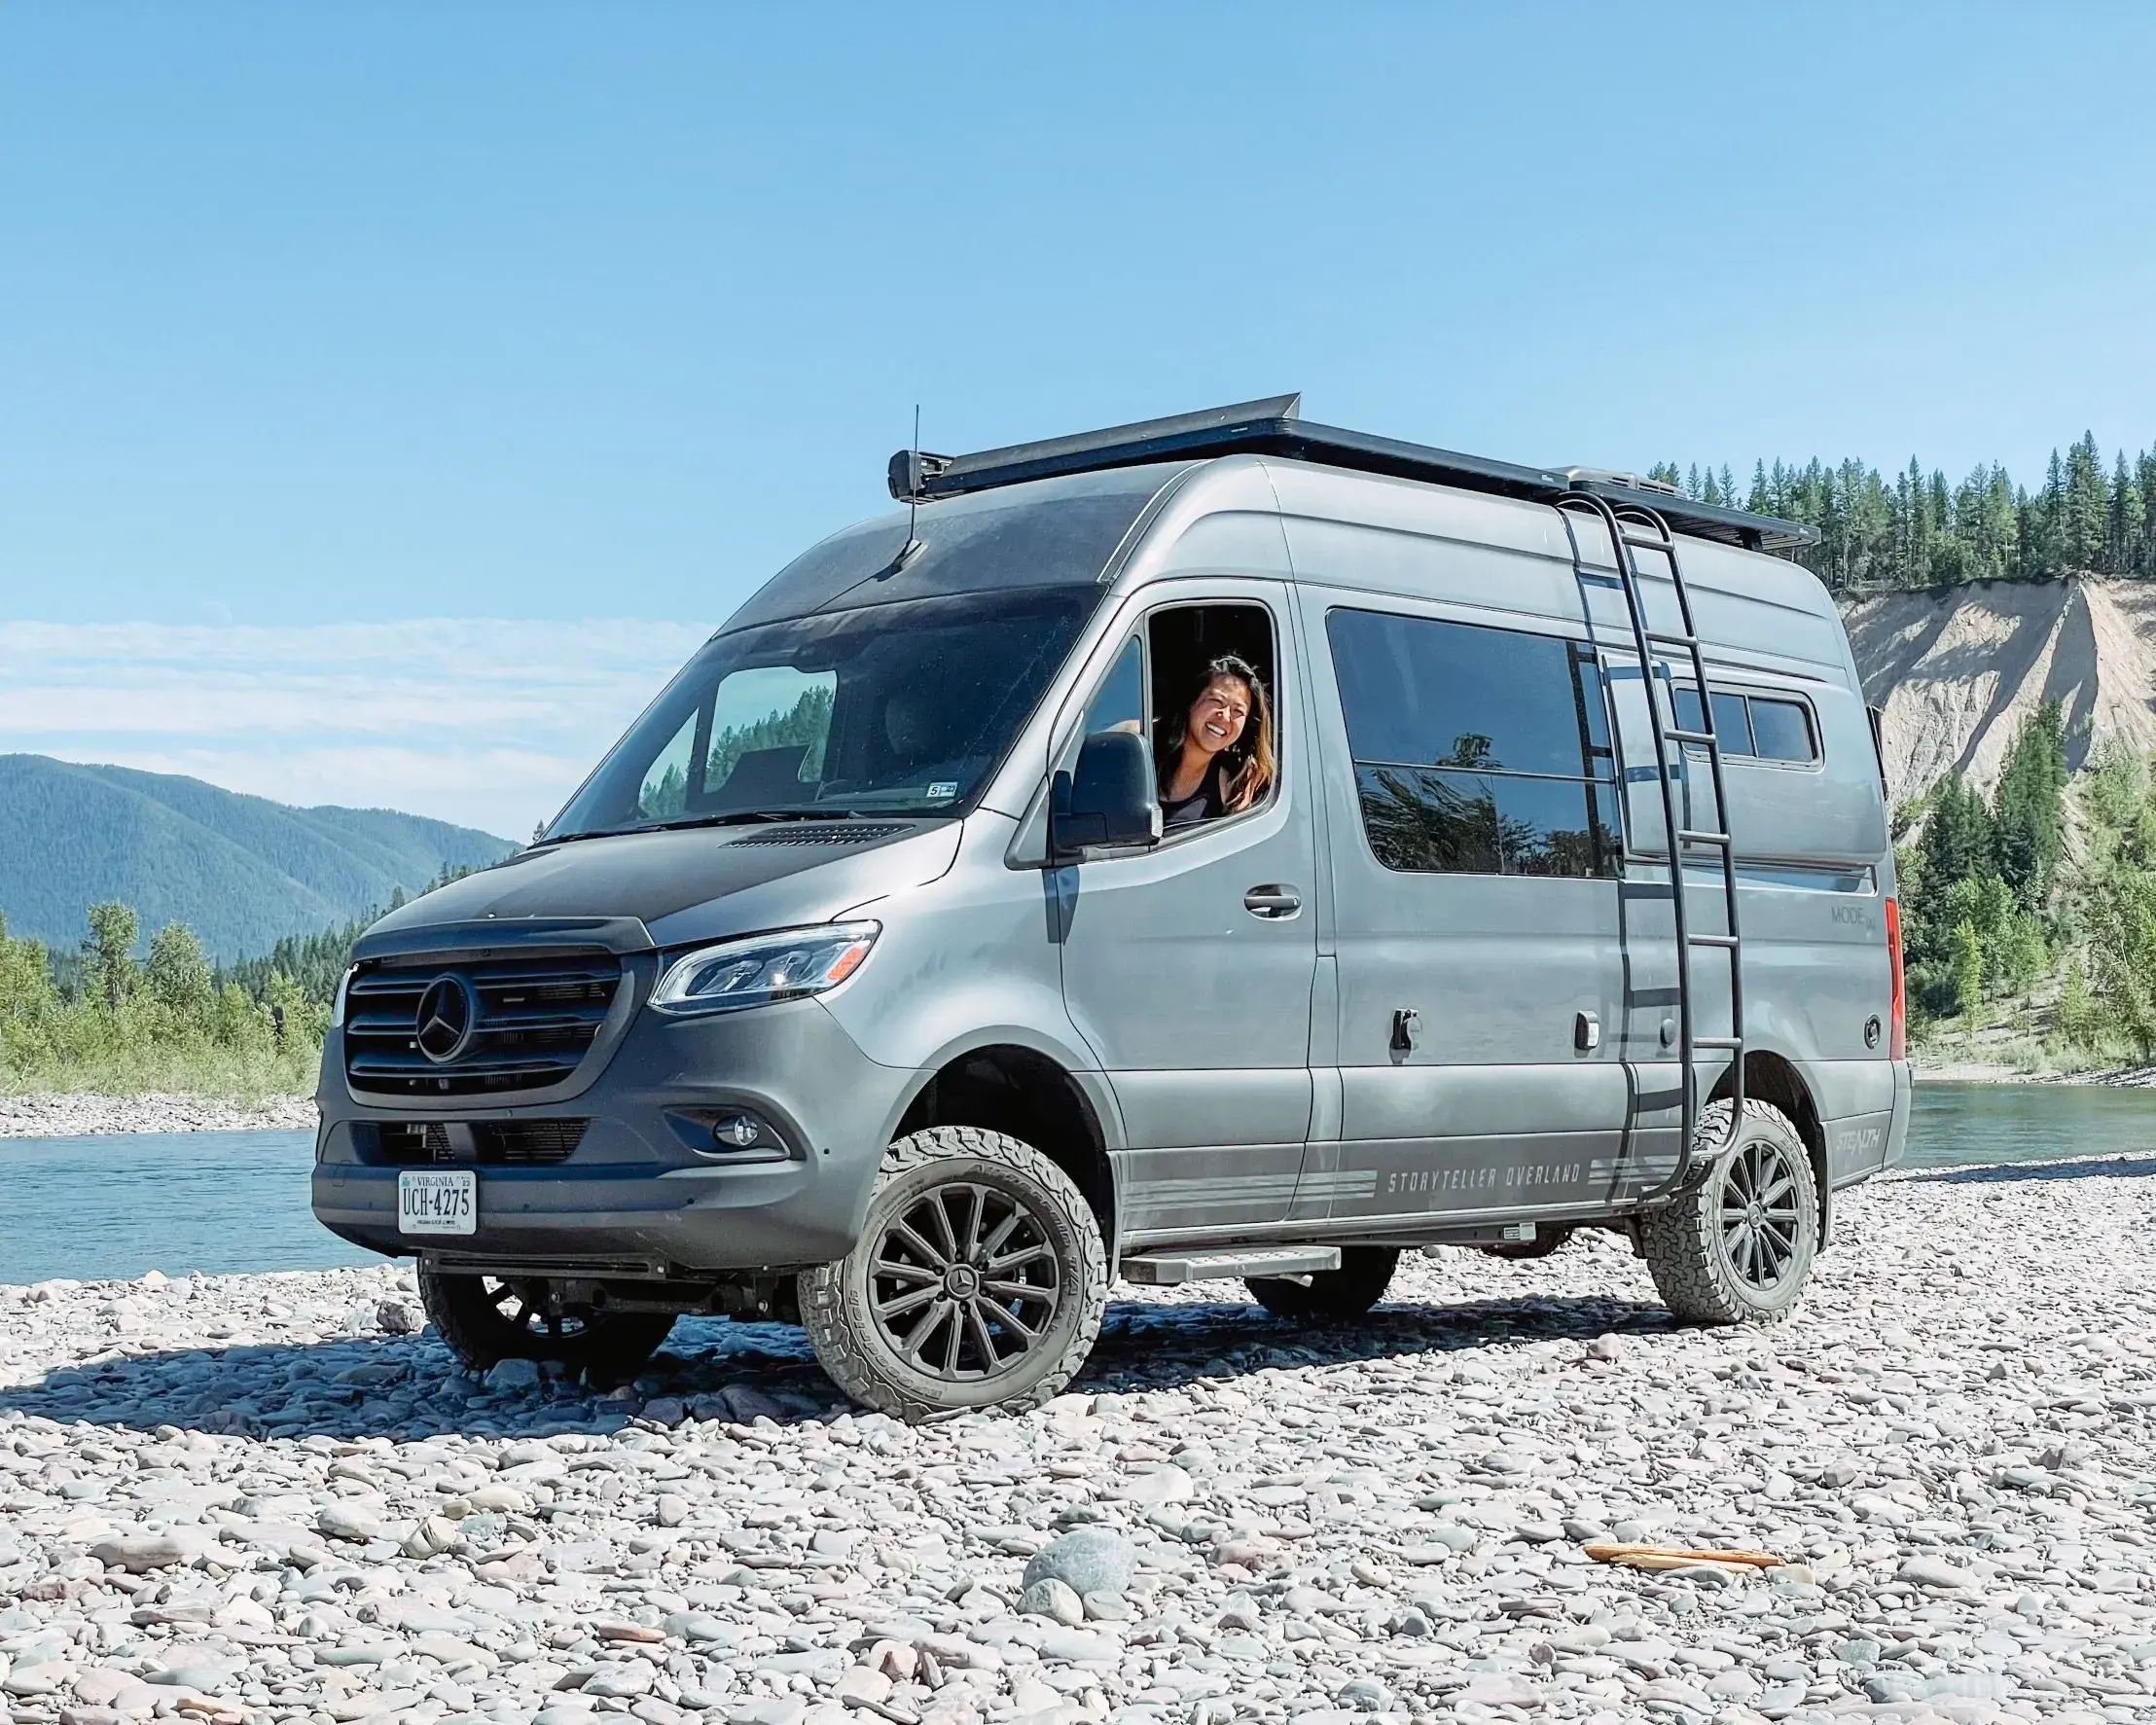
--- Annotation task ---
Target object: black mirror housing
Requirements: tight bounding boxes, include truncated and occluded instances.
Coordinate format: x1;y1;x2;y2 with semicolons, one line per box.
1051;731;1161;854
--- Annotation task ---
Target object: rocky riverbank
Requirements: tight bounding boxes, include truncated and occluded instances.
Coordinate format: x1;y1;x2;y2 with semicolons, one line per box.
0;1094;317;1139
0;1163;2152;1725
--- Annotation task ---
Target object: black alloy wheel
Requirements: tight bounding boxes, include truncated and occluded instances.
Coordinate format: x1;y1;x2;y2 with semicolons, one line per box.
1641;1098;1819;1325
1718;1134;1805;1295
800;1127;1108;1420
867;1179;1061;1384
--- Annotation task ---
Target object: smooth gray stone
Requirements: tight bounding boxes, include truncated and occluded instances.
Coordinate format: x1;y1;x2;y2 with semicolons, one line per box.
1019;1578;1085;1626
1022;1527;1137;1599
89;1532;202;1573
1897;1555;1978;1590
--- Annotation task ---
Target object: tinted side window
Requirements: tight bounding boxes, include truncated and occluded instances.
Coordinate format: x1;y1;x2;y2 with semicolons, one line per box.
1329;608;1606;773
1673;685;1817;764
1673;686;1755;755
1326;609;1618;879
1749;698;1817;762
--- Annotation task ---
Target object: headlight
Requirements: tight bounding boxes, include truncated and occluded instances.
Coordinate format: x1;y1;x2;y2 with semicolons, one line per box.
331;967;355;1028
650;921;880;1017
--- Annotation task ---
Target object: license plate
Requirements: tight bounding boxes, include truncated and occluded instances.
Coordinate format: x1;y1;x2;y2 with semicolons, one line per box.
398;1169;477;1236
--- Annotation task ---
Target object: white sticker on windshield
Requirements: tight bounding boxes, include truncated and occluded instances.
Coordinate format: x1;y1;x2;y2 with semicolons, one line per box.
926;781;958;802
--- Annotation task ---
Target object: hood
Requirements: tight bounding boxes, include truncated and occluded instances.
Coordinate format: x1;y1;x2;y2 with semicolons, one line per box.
359;818;963;955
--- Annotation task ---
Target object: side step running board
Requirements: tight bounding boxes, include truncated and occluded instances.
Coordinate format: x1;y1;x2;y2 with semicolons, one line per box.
1121;1245;1343;1285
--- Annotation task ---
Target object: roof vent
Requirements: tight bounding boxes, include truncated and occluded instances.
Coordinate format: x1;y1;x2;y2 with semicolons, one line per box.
1559;466;1680;497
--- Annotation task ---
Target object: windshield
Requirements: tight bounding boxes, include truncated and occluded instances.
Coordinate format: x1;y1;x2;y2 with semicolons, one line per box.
547;588;1097;838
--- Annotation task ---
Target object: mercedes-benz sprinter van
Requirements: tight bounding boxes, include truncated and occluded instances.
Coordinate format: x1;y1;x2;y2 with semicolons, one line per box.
314;396;1909;1420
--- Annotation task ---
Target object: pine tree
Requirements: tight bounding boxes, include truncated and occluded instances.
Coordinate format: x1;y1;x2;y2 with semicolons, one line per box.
2063;433;2110;572
2138;450;2156;576
1993;701;2068;907
2112;450;2146;578
1919;773;1992;889
2025;449;2068;577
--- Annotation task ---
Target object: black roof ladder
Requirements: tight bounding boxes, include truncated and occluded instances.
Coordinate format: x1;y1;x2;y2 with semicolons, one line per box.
1559;493;1745;1200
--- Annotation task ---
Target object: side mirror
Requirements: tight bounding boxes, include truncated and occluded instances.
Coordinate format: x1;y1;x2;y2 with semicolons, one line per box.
1051;731;1161;855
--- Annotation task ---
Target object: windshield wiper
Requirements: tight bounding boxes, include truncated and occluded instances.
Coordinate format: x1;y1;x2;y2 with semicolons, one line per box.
554;809;867;842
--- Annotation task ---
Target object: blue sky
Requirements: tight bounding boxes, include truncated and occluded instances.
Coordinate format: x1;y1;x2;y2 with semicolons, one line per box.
4;4;2153;835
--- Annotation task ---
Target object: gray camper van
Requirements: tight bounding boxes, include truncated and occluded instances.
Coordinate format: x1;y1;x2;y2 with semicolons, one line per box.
313;396;1910;1420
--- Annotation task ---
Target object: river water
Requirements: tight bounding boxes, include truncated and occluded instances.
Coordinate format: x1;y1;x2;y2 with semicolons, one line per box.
3;1082;2154;1285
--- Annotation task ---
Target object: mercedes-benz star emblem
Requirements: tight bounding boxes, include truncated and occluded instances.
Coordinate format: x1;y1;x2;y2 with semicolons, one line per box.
413;975;478;1063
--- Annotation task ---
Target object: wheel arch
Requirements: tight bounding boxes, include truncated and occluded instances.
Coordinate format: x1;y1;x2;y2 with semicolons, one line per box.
891;1043;1121;1258
1711;1047;1831;1246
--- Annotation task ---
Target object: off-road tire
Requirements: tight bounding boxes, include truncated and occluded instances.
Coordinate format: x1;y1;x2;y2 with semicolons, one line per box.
416;1264;676;1383
1478;1223;1579;1261
1246;1246;1401;1320
799;1127;1107;1422
1641;1097;1818;1325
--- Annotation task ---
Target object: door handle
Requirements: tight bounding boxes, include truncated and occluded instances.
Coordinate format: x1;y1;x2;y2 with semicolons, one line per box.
1243;884;1302;919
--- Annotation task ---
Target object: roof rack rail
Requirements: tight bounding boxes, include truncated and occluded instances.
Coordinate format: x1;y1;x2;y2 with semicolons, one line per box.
887;395;1815;553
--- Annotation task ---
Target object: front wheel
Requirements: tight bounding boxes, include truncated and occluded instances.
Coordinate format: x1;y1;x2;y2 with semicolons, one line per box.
1641;1098;1819;1324
800;1127;1107;1421
1247;1246;1400;1320
416;1265;675;1384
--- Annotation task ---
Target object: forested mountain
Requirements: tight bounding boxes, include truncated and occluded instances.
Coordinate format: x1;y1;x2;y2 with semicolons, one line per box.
1651;433;2156;594
0;755;514;961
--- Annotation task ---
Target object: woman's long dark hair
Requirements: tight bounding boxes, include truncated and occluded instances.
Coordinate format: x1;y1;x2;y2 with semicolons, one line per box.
1156;654;1276;812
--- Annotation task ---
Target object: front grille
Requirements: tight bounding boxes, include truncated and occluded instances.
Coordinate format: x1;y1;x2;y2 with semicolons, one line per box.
728;823;912;846
370;1120;588;1165
343;950;621;1096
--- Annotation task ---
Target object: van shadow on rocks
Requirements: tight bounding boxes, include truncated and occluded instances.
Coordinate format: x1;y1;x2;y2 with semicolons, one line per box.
1909;1153;2156;1187
0;1289;1667;1443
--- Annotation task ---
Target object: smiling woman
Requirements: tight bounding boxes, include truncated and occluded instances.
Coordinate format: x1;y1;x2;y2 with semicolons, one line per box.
1146;605;1278;833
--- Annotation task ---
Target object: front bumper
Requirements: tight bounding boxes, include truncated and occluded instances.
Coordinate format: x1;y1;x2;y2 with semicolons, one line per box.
311;996;916;1273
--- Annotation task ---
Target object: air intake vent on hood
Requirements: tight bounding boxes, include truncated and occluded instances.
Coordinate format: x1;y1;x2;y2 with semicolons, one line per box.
728;824;914;847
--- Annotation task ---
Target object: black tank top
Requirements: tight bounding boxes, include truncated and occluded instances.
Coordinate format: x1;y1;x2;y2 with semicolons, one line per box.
1160;760;1227;831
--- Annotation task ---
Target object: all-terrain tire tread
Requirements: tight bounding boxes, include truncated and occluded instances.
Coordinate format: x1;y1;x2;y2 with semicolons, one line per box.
1640;1097;1817;1327
799;1126;1107;1422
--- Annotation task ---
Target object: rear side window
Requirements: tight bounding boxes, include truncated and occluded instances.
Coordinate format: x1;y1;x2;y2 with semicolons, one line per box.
1673;687;1756;755
1748;698;1817;763
1325;609;1619;879
1673;686;1819;765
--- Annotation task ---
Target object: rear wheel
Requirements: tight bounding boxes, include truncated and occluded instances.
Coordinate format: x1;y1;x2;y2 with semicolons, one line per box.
1247;1246;1400;1320
800;1127;1107;1421
1641;1098;1819;1325
416;1265;675;1384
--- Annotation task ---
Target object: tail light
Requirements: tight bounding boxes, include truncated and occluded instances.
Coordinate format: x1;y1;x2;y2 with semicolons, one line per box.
1884;896;1907;1060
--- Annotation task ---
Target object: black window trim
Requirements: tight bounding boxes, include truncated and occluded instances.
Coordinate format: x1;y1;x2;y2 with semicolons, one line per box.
1671;678;1825;772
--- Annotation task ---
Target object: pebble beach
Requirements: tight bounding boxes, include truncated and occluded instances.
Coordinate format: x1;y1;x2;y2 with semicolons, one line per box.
0;1096;319;1140
0;1159;2149;1725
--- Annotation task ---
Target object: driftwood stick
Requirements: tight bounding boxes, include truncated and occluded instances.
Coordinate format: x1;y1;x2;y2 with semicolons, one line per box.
1583;1541;1784;1569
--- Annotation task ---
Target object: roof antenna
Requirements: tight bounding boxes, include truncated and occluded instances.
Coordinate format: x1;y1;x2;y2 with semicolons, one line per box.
906;403;922;550
882;403;928;578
